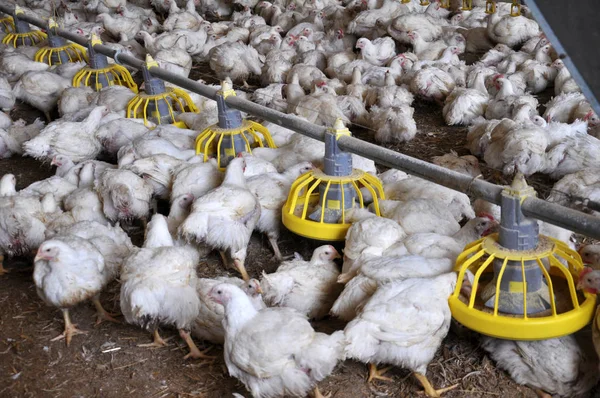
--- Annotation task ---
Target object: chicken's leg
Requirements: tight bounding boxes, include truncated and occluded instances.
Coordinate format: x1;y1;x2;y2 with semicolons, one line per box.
267;234;282;261
368;363;393;383
534;389;552;398
413;372;458;397
219;251;229;267
312;386;331;398
51;308;87;346
44;111;52;122
0;255;8;275
92;295;121;325
138;329;169;348
179;329;215;360
233;258;250;282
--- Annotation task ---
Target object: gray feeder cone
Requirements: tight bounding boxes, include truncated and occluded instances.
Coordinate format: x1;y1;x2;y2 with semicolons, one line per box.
482;173;551;315
12;8;39;46
46;21;70;65
86;35;114;90
140;55;174;125
215;80;245;168
308;119;356;223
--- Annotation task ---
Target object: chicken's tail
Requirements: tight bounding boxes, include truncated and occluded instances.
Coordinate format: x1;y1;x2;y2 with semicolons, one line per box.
330;274;376;321
260;270;294;307
178;211;210;243
343;318;380;363
298;330;346;382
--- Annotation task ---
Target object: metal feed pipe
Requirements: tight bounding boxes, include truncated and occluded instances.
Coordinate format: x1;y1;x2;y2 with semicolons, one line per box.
3;4;600;239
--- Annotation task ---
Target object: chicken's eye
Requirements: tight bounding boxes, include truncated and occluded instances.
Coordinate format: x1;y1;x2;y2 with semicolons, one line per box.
217;290;222;294
45;248;51;252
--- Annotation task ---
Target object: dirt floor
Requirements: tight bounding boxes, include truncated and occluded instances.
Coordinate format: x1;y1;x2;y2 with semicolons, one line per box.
0;55;597;397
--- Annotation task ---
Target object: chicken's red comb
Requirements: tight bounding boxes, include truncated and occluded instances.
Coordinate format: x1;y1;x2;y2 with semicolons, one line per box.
493;74;504;80
316;81;327;87
478;212;496;222
579;266;593;279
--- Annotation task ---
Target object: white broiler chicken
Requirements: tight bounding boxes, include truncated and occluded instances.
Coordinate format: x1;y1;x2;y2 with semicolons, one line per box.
355;37;396;67
170;159;223;205
432;151;482;177
442;71;489;126
94;118;150;157
95;168;154;224
367;104;417;143
179;157;260;281
344;272;459;397
246;162;314;259
331;254;454;322
33;234;119;345
409;66;456;104
546;168;600;214
192;276;264;344
209;42;264;87
486;10;540;48
124;154;183;200
340;207;407;283
21;176;78;205
261;245;342;320
23;106;107;163
12;71;72;121
377;198;461;235
120;214;209;359
0;118;45;159
209;282;345;398
481;332;599;398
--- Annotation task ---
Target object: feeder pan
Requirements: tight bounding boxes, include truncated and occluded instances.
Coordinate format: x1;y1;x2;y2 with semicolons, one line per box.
449;174;595;341
34;18;87;66
1;6;46;47
72;34;137;93
281;119;385;241
126;54;197;128
194;79;275;170
0;14;15;33
485;0;496;14
461;0;473;10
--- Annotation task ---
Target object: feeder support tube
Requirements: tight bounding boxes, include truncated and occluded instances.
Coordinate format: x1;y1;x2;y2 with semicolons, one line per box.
216;79;242;129
498;173;539;251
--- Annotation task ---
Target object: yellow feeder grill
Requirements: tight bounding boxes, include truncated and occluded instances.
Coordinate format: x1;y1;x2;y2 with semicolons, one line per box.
449;174;595;341
34;18;87;66
485;0;496;14
419;0;430;6
126;54;197;128
195;79;275;170
0;15;15;33
461;0;473;11
440;0;450;9
1;6;46;47
282;119;385;241
73;34;137;93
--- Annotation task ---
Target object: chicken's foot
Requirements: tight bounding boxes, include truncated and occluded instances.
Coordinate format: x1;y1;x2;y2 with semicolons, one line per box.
51;308;87;346
138;329;170;348
92;296;121;326
179;329;215;360
312;386;331;398
268;235;282;261
534;389;552;398
0;255;9;275
414;372;458;397
233;258;250;282
368;363;393;383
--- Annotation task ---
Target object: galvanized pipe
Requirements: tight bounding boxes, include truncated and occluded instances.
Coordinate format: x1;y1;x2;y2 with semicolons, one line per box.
3;4;600;239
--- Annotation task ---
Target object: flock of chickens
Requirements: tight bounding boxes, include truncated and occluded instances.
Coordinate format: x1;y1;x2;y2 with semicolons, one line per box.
1;0;600;397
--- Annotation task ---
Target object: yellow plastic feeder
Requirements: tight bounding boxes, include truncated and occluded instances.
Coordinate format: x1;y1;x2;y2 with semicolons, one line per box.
510;0;521;16
461;0;473;11
0;15;15;33
194;79;275;170
485;0;496;14
34;18;87;66
126;54;197;128
73;34;137;93
449;174;595;340
281;119;385;241
1;6;46;47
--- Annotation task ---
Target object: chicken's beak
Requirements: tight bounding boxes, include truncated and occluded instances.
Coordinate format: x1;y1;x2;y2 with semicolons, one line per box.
34;249;52;262
255;285;263;295
50;159;59;166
